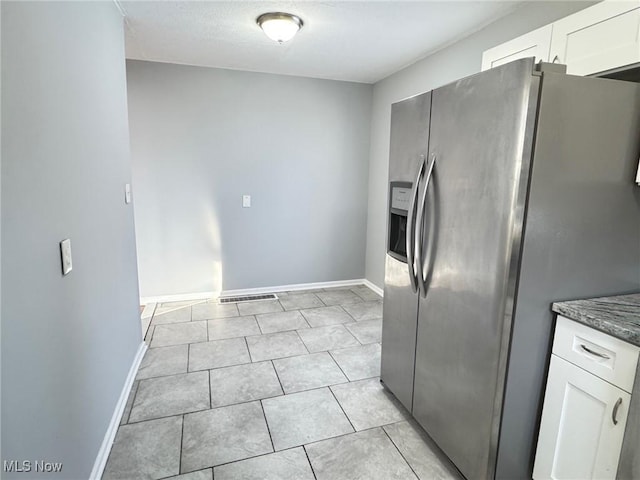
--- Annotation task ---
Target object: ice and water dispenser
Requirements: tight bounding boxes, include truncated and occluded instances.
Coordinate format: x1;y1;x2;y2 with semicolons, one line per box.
388;182;412;262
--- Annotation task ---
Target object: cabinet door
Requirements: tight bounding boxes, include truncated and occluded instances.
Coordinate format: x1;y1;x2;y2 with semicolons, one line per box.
533;355;631;480
481;25;552;71
550;1;640;76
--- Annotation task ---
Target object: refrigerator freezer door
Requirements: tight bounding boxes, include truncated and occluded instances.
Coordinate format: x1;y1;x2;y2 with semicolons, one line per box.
387;91;432;184
412;58;539;479
381;91;431;411
381;254;420;410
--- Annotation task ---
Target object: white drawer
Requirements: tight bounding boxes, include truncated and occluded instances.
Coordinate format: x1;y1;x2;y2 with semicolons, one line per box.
553;316;639;393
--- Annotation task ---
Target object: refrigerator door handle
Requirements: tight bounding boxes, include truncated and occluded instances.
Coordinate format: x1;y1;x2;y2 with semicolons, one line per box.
416;153;436;298
407;155;427;293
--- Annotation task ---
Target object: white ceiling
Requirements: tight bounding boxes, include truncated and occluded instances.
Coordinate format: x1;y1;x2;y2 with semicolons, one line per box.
119;1;523;84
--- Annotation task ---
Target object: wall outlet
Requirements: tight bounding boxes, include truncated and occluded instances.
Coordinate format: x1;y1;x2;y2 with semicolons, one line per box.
60;239;72;276
242;195;251;208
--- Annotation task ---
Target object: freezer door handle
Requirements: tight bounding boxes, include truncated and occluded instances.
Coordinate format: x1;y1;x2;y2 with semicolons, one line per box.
416;153;436;298
407;155;426;292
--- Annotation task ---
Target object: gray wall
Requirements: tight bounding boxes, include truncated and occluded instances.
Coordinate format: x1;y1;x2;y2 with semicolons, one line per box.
127;61;372;298
1;2;141;478
364;1;596;288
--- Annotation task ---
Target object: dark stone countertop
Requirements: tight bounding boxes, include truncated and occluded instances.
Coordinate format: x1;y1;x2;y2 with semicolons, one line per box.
552;293;640;347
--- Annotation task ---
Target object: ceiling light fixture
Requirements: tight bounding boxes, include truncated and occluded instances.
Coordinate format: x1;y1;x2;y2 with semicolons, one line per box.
257;12;303;44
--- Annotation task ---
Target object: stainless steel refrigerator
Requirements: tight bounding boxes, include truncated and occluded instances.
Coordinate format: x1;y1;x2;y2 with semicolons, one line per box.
381;58;640;480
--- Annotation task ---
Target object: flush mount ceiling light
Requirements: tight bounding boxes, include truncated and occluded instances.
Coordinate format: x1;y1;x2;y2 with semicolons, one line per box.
257;12;303;44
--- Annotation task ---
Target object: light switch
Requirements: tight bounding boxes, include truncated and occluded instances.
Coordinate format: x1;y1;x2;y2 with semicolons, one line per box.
242;195;251;208
125;183;132;204
60;239;72;276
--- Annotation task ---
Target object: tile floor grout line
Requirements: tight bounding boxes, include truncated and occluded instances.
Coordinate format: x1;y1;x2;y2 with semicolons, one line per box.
293;329;311;355
341;324;360;347
259;399;276;453
298;308;313;329
255;315;266;335
344;323;365;346
124;380;140;425
343;307;359;323
252;348;336;364
211;445;305;471
270;359;287;395
125;406;212;427
350;287;367;302
243;336;255;363
147;325;156;345
298;308;314;324
188;359;255;376
127;377;148;423
327;350;352;383
208;369;212;409
299;424;392;457
178;414;185;475
280;383;342;397
381;425;421;480
302;444;319;480
337;304;349;315
156;467;211;480
131;393;288;426
328;384;357;433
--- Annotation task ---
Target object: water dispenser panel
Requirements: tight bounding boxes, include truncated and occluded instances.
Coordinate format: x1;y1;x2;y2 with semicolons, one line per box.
391;186;411;212
388;182;412;262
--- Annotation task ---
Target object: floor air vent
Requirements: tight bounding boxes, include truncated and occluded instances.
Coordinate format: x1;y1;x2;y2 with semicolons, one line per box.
218;293;278;304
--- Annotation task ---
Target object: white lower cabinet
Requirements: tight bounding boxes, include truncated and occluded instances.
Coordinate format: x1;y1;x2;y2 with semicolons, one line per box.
533;355;630;480
534;316;639;480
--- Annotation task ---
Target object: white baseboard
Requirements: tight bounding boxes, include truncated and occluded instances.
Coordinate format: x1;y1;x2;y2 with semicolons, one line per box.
140;291;215;305
90;341;147;480
140;279;377;305
220;279;366;297
363;279;384;297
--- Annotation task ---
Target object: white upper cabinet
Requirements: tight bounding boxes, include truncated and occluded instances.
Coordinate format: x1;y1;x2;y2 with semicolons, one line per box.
550;1;640;75
482;0;640;76
481;25;552;71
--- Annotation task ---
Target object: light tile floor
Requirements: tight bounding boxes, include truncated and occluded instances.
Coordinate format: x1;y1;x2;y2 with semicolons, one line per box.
103;286;461;480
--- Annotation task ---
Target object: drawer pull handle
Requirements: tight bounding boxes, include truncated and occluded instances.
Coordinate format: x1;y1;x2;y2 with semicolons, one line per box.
579;344;610;360
612;397;623;425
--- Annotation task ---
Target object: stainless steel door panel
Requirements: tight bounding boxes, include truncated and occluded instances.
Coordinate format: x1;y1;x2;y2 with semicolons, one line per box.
382;91;432;410
381;254;420;410
412;58;538;480
388;92;432;183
